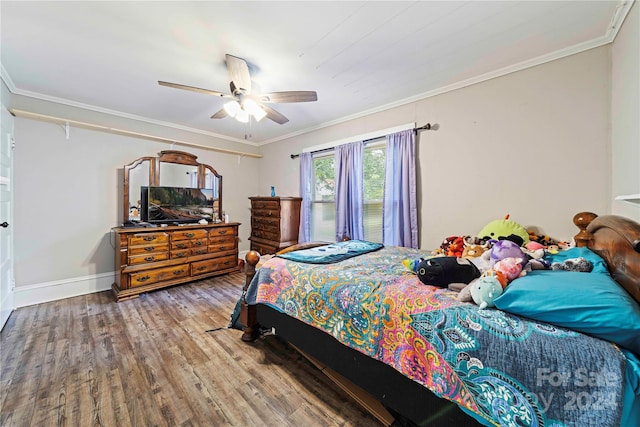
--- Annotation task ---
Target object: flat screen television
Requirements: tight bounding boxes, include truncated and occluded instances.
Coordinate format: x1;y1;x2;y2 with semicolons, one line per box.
140;186;215;224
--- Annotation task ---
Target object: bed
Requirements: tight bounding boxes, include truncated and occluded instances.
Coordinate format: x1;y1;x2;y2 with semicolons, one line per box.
237;212;640;426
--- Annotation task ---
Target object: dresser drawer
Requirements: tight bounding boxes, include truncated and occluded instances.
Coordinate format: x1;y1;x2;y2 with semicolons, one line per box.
171;249;190;259
128;252;170;265
209;234;236;245
209;227;236;238
251;200;280;210
129;243;169;256
251;229;279;241
128;232;169;246
191;255;238;276
172;229;208;241
191;246;209;256
252;208;280;218
252;216;280;228
130;264;189;287
208;241;236;253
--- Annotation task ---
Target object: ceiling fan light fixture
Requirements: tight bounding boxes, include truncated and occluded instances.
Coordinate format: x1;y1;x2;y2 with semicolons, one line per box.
235;109;249;123
253;106;267;121
223;100;241;117
243;98;267;121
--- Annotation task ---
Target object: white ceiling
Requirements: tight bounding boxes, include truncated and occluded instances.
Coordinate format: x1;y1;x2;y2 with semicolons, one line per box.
0;1;631;145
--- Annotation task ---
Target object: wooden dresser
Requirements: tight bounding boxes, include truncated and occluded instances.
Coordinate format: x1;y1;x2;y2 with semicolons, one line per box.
112;222;239;301
249;196;302;254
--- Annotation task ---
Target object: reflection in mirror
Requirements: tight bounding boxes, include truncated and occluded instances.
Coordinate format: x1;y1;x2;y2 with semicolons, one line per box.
128;160;150;222
122;150;223;224
159;163;196;188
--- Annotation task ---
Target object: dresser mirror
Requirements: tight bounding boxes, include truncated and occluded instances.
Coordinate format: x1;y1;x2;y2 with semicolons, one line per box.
123;150;222;224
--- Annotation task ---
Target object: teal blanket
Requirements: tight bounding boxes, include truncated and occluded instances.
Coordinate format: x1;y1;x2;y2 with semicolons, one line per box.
276;240;383;264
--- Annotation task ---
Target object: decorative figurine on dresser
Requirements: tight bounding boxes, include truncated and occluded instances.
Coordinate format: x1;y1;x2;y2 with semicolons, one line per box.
112;150;240;301
249;196;302;254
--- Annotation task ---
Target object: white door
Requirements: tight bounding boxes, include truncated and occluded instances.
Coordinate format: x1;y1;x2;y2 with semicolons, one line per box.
0;106;15;330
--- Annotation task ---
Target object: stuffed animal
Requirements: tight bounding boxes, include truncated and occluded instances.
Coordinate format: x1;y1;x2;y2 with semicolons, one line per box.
440;236;466;258
551;257;594;272
490;240;526;267
462;243;487;259
527;229;558;247
415;256;481;287
477;214;529;246
469;276;504;309
546;244;560;255
402;258;422;273
481;268;508;288
493;257;525;283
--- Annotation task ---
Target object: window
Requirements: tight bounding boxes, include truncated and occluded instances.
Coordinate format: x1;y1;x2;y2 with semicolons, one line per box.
310;141;385;242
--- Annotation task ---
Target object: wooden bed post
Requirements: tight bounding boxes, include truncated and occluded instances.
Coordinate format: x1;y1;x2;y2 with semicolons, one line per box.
573;211;597;247
240;250;261;342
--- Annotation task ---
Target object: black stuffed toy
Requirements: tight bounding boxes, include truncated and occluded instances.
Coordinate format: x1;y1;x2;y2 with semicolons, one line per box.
416;256;481;287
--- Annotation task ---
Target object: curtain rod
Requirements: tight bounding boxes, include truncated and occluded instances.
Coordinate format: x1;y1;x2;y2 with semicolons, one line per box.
9;109;263;159
290;123;431;159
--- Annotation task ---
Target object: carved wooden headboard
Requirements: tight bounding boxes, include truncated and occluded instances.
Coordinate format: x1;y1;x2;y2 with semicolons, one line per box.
574;212;640;303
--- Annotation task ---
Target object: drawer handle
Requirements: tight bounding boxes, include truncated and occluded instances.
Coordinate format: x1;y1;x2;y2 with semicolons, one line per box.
144;256;156;262
194;241;204;246
136;275;151;283
218;230;228;235
197;266;207;271
173;270;185;275
195;249;206;255
143;236;156;242
144;247;155;252
175;253;186;258
223;261;231;266
185;232;195;238
176;243;187;249
219;246;226;251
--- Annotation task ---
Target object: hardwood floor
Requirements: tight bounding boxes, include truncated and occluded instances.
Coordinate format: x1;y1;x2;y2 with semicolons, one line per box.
0;273;382;427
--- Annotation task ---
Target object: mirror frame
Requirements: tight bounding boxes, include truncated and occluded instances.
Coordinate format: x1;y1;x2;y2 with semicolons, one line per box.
123;150;222;223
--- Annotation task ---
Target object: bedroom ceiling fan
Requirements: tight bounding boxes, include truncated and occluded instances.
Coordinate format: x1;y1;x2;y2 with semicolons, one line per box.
158;54;317;125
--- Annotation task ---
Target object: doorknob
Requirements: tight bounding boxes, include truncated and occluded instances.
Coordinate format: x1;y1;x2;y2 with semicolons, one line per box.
0;222;8;228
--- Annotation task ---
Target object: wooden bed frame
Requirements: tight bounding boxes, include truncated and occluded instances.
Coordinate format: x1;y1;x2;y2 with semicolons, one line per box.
240;212;640;426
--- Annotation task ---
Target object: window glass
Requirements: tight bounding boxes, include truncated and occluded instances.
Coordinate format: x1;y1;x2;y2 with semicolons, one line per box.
309;141;385;243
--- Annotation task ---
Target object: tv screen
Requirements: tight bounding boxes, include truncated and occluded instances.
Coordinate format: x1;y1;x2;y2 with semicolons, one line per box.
140;186;215;224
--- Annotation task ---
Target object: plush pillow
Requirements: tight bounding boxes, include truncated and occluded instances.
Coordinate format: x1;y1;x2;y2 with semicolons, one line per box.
494;269;640;355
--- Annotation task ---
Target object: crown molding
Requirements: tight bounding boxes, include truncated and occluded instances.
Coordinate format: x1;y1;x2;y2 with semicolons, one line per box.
0;64;17;92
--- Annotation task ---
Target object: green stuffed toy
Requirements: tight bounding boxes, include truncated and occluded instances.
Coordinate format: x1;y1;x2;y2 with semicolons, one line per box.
477;214;529;246
469;275;503;309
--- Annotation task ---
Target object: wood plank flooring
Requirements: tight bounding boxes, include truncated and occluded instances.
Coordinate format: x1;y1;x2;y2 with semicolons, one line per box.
0;273;382;426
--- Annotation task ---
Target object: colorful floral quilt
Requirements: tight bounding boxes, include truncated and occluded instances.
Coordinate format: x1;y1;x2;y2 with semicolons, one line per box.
244;246;631;427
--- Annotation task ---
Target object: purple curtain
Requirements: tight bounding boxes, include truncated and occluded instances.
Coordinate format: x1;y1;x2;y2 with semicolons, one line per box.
383;130;418;248
298;152;312;243
335;141;364;241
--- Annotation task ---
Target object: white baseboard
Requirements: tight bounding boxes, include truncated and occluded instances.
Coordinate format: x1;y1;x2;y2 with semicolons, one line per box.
14;272;115;308
0;291;13;331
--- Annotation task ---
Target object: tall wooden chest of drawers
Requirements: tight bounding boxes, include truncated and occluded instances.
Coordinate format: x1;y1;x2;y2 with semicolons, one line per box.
112;222;239;301
249;196;302;254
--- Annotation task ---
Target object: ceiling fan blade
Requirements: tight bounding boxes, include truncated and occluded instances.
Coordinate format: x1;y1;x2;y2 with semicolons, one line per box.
261;104;289;125
259;91;318;103
210;108;228;119
225;54;252;94
158;81;233;98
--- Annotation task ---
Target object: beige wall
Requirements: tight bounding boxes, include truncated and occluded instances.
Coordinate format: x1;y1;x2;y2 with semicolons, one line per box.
261;46;612;249
611;1;640;221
